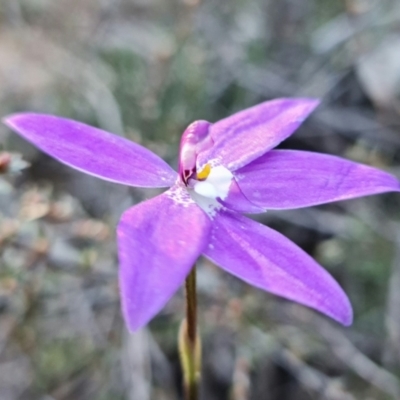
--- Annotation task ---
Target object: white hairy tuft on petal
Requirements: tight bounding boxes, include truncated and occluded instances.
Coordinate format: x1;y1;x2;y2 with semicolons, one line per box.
194;181;218;198
205;165;234;199
190;164;234;217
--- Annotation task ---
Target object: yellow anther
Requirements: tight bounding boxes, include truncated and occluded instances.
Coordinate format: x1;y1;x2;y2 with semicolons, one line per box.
197;163;211;180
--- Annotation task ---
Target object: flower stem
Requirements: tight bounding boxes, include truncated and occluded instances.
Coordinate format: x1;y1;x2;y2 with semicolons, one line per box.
186;267;197;344
179;266;201;400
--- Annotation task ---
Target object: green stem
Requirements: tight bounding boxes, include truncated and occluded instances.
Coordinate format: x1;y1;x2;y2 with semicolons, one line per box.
186;267;197;344
179;267;201;400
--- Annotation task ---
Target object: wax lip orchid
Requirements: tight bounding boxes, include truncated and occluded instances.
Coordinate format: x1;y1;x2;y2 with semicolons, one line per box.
3;99;400;331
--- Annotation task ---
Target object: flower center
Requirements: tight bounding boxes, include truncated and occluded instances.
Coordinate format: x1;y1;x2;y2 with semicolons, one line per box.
191;165;232;198
189;164;233;216
178;120;233;216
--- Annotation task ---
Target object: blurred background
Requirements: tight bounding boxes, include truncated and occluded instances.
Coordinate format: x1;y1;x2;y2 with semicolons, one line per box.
0;0;400;399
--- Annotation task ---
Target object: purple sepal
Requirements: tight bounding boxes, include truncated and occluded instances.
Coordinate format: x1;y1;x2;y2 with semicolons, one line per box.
118;186;211;331
203;209;353;326
197;98;319;171
235;150;400;209
3;113;177;188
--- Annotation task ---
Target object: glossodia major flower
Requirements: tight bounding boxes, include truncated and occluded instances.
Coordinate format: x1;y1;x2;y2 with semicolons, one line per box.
3;99;399;331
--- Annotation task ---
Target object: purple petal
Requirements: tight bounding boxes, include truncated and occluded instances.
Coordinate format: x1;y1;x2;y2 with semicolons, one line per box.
203;210;352;325
218;179;265;214
3;113;177;187
235;150;400;210
197;98;319;171
118;186;211;331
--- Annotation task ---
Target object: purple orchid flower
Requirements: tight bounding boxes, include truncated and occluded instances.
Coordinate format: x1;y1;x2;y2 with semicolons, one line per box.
3;99;399;331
